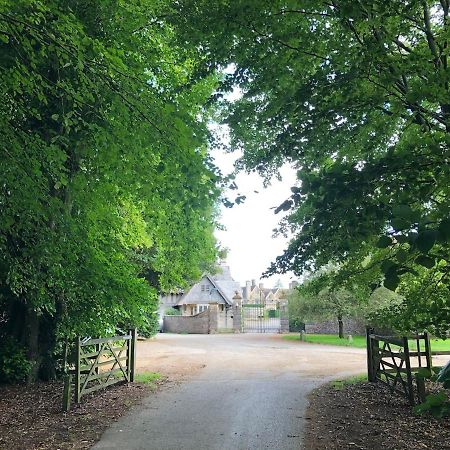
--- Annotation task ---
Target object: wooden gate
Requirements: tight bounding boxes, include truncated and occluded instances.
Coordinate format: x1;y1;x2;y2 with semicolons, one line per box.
63;329;136;411
366;329;432;405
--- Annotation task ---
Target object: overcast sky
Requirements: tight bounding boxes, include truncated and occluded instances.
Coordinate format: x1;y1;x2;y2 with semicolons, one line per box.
212;146;298;289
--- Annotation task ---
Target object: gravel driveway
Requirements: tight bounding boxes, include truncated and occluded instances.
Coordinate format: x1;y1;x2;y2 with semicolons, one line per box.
93;333;367;450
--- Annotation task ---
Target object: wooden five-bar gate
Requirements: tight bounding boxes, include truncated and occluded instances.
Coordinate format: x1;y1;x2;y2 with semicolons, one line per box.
366;328;450;405
63;329;137;411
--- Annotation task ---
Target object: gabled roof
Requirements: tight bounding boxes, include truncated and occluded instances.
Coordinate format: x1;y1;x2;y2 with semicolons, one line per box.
176;264;241;306
206;275;234;306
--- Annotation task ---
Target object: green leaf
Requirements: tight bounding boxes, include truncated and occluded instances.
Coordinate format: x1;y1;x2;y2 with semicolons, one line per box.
381;260;397;274
438;218;450;241
376;235;392;248
396;249;408;263
384;275;400;291
391;217;410;231
415;255;435;269
392;204;412;218
416;368;432;379
416;230;437;253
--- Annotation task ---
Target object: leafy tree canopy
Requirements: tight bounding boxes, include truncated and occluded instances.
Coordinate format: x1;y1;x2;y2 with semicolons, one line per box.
0;0;220;381
171;0;450;333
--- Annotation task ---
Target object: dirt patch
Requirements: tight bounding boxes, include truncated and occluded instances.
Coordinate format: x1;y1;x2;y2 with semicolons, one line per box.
304;381;450;450
0;379;166;450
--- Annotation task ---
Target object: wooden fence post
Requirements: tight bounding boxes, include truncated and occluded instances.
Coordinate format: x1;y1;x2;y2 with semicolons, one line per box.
62;374;72;412
366;327;375;381
416;374;426;403
130;328;137;382
424;332;433;371
403;336;415;405
74;336;81;403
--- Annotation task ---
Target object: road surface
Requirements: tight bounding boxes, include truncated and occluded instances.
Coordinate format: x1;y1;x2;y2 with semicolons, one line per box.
93;333;366;450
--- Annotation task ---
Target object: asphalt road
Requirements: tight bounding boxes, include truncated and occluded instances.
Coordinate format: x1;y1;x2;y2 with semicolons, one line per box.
93;334;367;450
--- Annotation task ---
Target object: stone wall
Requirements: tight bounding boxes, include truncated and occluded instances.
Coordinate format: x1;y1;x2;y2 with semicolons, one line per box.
163;305;219;334
163;313;209;334
304;317;366;335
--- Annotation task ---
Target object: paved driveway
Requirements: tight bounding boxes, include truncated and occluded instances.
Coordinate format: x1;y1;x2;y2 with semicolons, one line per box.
94;334;367;450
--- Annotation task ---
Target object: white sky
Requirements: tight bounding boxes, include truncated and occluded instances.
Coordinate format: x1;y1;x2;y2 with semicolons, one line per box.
212;147;298;289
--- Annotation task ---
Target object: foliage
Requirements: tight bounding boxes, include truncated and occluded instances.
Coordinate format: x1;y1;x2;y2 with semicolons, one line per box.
164;308;182;316
171;0;450;335
0;336;32;383
289;276;361;337
414;364;450;418
0;0;220;381
288;317;305;332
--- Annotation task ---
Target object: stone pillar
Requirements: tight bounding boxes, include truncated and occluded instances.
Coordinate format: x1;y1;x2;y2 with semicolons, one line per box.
232;304;241;333
232;291;242;333
208;303;218;334
280;302;289;334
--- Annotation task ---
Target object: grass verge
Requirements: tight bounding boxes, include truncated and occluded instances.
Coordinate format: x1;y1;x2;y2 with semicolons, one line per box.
330;374;367;390
134;372;161;388
283;333;450;351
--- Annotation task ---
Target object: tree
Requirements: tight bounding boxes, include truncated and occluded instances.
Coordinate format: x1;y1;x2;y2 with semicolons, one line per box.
289;279;358;338
170;0;450;333
0;0;220;381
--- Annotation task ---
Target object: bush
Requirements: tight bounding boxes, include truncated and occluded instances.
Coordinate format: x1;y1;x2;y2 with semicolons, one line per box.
289;318;305;332
165;308;181;316
0;336;32;384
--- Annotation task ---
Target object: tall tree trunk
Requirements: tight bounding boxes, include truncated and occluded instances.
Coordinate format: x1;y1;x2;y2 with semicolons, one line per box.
337;314;344;339
24;306;40;384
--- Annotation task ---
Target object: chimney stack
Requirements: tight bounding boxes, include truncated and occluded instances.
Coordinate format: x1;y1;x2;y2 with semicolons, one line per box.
244;281;251;300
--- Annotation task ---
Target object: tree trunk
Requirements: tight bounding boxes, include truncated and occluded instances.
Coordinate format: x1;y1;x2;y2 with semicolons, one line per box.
338;314;344;339
25;306;40;384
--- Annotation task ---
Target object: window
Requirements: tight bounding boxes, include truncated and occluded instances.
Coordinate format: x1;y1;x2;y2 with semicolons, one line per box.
195;305;208;314
201;284;211;292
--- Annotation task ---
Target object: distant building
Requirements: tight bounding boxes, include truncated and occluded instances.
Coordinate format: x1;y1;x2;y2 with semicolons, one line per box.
159;263;241;317
241;279;294;309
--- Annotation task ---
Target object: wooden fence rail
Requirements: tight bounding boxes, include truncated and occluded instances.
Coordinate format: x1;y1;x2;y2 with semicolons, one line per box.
63;329;137;411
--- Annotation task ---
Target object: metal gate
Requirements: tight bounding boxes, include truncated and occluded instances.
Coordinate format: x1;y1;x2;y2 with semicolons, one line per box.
241;303;281;333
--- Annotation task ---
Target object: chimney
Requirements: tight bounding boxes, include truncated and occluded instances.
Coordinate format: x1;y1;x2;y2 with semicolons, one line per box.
259;282;264;289
289;281;299;290
245;281;251;300
251;279;256;288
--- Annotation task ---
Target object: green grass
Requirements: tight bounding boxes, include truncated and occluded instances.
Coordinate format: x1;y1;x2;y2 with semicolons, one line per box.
330;374;367;390
283;333;367;348
283;333;450;352
134;372;161;388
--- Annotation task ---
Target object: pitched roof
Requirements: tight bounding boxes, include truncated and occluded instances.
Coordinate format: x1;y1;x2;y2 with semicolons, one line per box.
176;264;241;306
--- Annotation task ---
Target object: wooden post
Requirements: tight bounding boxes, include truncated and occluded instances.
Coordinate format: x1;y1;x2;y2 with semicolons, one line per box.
127;330;132;382
366;327;375;382
424;332;432;371
416;336;421;368
95;343;100;375
75;337;81;403
416;374;426;403
403;336;415;405
130;328;137;382
62;374;72;412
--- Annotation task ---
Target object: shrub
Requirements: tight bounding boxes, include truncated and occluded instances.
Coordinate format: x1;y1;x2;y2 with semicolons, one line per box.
0;336;32;384
165;308;181;316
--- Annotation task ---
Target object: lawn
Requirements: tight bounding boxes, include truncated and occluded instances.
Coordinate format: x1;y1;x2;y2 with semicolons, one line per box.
283;333;450;352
